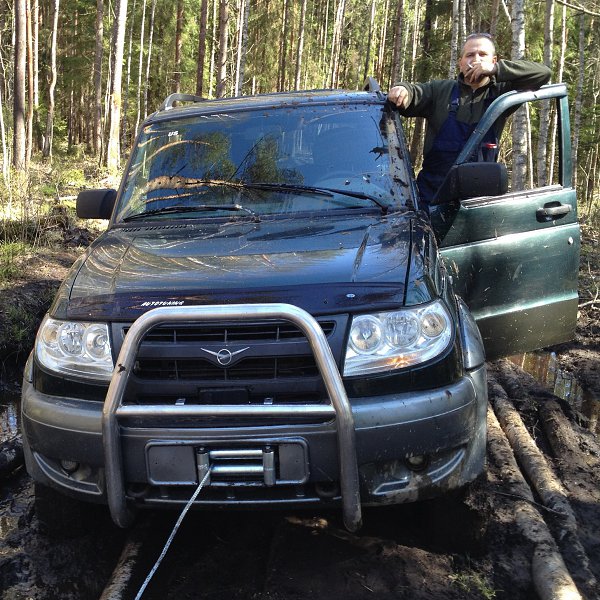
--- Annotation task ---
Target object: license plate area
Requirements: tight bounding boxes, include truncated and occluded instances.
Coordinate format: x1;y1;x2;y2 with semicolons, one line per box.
146;439;309;487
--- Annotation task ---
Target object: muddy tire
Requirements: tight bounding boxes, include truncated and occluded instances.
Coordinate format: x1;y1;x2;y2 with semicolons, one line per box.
34;482;90;538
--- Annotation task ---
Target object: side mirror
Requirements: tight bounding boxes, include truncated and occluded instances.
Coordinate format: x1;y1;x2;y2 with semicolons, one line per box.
76;189;117;219
431;162;508;205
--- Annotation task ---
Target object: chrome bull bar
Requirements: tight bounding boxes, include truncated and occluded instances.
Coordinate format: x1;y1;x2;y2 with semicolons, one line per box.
102;303;362;531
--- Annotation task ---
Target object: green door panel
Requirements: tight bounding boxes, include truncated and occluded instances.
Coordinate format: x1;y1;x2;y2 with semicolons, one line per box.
435;185;577;247
440;222;580;359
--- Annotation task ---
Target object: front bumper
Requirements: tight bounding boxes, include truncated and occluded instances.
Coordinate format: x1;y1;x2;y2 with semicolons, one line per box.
22;304;487;530
22;366;486;501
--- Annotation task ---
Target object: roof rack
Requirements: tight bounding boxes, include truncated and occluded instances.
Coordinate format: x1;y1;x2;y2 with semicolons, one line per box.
159;93;205;111
363;77;386;100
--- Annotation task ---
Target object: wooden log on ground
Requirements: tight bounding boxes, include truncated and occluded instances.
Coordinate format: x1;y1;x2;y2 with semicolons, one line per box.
487;406;582;600
489;377;597;595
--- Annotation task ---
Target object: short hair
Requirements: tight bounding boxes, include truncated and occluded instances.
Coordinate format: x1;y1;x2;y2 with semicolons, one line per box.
461;33;496;56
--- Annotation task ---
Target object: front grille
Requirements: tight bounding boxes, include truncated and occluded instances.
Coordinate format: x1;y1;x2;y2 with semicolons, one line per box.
134;356;319;380
124;321;335;343
113;316;348;414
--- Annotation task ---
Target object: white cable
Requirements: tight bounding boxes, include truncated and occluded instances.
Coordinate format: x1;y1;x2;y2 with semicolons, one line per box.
134;469;211;600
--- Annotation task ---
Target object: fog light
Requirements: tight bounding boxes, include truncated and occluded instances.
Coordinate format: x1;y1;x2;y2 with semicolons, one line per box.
60;459;79;473
406;455;429;472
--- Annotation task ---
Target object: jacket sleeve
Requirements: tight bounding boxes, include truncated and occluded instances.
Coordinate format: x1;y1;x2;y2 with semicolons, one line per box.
494;60;551;90
391;80;444;118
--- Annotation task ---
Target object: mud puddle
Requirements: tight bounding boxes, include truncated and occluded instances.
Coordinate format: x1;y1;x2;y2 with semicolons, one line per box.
0;392;19;443
509;351;599;433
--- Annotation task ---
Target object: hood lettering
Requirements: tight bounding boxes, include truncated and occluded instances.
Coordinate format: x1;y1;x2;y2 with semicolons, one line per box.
141;300;185;307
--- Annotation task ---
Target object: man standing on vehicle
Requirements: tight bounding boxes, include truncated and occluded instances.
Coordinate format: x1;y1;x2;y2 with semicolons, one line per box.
387;33;551;210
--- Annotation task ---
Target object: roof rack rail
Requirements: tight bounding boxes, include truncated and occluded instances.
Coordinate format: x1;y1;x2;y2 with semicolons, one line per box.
159;93;205;111
363;77;381;92
363;77;386;100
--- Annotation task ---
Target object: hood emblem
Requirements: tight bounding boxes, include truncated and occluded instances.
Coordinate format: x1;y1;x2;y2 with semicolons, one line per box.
200;347;250;366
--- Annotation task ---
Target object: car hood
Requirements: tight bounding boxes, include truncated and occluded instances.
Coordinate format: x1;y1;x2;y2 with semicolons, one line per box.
59;213;434;319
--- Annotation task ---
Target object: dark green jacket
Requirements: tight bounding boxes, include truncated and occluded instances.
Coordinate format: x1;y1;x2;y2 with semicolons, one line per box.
395;60;551;155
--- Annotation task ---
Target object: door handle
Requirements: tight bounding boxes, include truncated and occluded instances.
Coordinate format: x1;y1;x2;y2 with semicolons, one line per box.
536;203;571;221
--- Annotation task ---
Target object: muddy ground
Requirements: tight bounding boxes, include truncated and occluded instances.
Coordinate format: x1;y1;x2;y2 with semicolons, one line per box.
0;227;598;600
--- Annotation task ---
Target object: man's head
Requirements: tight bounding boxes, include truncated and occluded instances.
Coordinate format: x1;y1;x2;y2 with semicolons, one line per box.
459;33;497;89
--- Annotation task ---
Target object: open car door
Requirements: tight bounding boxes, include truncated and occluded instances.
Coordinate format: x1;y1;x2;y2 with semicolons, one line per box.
430;84;579;360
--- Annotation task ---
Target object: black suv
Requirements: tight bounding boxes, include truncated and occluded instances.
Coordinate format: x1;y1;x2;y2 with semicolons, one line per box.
22;83;579;531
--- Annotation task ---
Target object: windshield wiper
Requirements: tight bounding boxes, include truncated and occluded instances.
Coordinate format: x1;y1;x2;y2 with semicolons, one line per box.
319;187;390;214
239;182;389;214
122;204;260;222
235;182;335;197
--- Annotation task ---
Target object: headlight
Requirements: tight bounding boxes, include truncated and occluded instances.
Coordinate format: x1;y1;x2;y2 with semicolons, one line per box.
35;315;114;381
344;301;452;376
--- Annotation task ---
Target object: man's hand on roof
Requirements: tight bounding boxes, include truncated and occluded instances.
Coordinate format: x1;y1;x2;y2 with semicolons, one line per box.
388;85;410;109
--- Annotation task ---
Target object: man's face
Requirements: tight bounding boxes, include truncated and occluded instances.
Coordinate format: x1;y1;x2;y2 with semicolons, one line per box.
459;37;497;78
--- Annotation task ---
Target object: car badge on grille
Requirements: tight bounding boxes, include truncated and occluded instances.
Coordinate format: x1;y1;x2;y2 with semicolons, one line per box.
200;347;250;366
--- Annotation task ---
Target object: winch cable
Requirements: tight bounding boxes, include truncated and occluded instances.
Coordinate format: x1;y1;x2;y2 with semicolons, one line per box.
134;468;211;600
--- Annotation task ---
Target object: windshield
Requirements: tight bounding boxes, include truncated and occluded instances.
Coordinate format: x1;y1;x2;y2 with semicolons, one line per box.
115;102;411;222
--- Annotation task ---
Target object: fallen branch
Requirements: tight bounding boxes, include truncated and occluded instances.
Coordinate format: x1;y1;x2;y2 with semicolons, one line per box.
555;0;600;17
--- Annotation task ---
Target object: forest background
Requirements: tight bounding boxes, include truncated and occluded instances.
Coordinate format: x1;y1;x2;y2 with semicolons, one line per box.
0;0;599;271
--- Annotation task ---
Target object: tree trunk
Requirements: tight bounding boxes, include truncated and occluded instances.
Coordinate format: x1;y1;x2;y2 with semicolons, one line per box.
32;0;38;108
390;0;404;85
408;0;421;82
42;0;59;160
549;3;566;184
589;144;599;217
0;70;9;183
196;0;209;96
106;0;129;172
318;0;330;86
13;0;27;170
122;0;137;146
572;13;585;191
329;0;346;88
363;0;376;82
25;0;33;166
278;0;290;91
143;0;157;119
174;0;184;93
510;0;527;190
209;0;218;97
490;0;500;38
294;0;308;90
377;0;389;84
93;0;104;157
216;0;229;98
536;0;554;187
133;0;147;136
235;0;250;96
448;0;459;78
